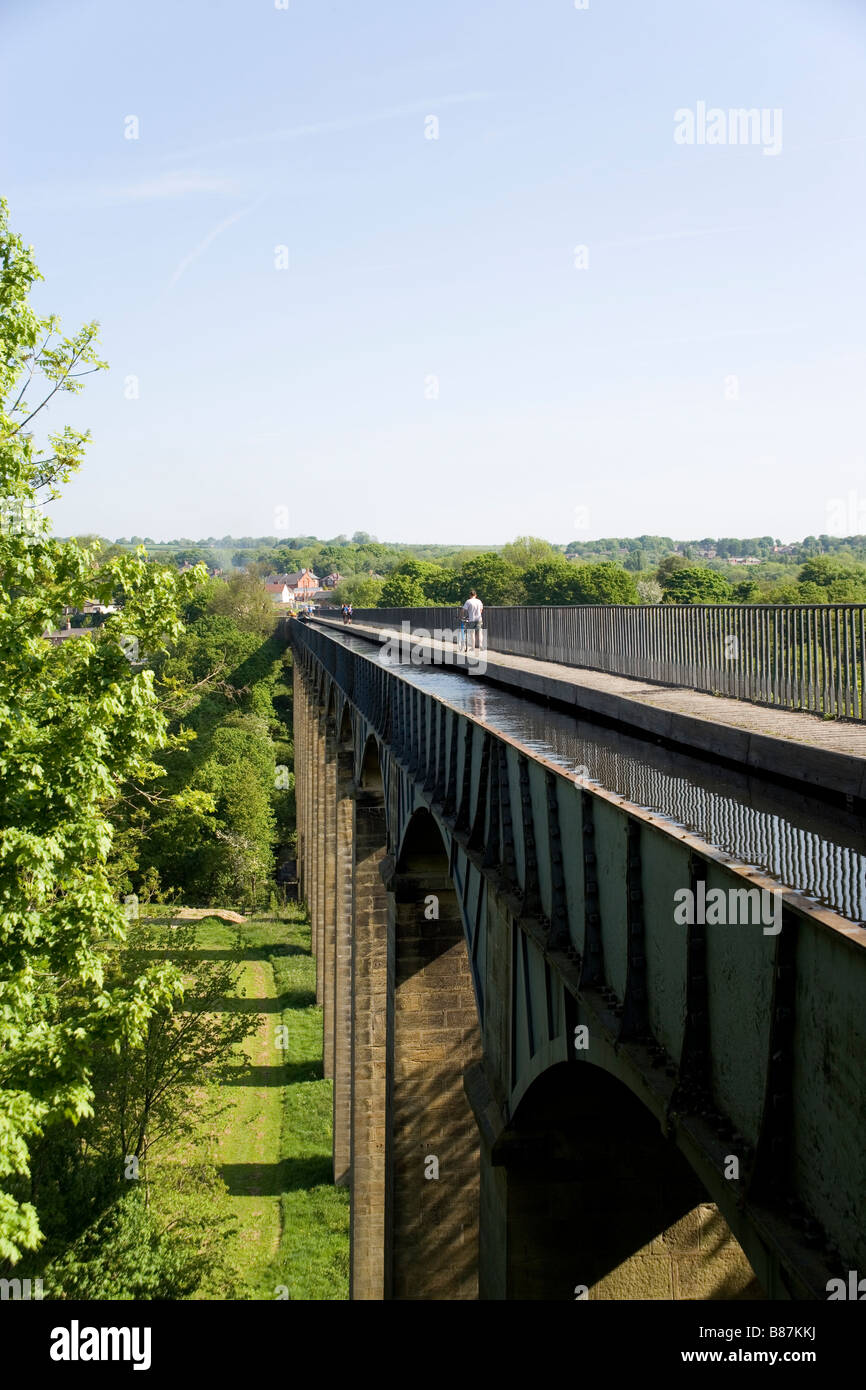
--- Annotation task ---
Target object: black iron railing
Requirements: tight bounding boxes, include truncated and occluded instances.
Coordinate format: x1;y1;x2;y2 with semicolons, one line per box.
317;604;866;721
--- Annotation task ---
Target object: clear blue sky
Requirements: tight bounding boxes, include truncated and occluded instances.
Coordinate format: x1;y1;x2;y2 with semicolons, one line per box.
2;0;865;545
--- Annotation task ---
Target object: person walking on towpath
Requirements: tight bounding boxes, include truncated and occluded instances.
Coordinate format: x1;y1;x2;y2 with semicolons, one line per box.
462;589;483;650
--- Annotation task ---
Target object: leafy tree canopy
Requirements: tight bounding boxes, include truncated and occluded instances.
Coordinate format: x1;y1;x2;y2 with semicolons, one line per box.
660;566;733;604
0;199;205;1261
500;535;559;568
571;561;640;605
379;573;429;607
523;557;574;605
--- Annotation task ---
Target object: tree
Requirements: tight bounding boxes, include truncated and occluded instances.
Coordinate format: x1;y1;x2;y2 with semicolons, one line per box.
84;921;260;1170
171;546;215;569
660;567;733;604
39;1188;209;1300
797;555;866;599
379;574;428;607
767;580;825;604
208;571;276;635
331;573;384;607
0;199;204;1262
23;919;256;1291
569;562;639;605
379;558;452;602
454;553;525;604
315;545;353;576
636;577;663;604
133;610;287;908
523;558;574;605
500;536;559;568
732;579;761;603
655;554;691;583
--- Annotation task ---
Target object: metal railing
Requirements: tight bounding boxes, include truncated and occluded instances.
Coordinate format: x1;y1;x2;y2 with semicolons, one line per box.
330;604;866;721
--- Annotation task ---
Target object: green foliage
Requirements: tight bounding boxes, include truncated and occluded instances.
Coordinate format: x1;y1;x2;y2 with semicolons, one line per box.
379;573;429;607
0;200;204;1262
732;579;761;603
207;570;278;635
795;556;866;600
453;553;525;604
330;573;384;607
523;557;575;604
636;577;663;604
660;566;734;604
39;1188;207;1300
16;917;258;1295
256;916;349;1300
105;532;866;602
119;577;295;909
655;553;693;582
500;536;559;568
522;558;638;605
86;921;261;1167
374;550;636;608
570;561;639;605
169;546;217;569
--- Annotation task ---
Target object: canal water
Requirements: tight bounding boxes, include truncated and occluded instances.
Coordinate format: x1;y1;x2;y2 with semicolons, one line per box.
324;627;866;924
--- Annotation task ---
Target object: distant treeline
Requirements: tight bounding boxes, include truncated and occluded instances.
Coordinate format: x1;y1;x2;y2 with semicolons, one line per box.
59;532;866;605
356;550;866;607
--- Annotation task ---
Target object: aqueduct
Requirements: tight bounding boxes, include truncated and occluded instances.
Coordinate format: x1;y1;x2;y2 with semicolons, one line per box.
289;616;866;1301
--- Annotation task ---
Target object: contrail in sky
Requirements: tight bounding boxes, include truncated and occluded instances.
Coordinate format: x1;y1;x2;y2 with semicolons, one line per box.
164;92;492;162
168;193;269;289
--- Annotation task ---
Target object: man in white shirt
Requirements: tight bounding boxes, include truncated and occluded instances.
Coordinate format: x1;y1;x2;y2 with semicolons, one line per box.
462;590;483;650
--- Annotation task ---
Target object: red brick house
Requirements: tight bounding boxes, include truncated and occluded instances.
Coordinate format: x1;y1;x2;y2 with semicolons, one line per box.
286;569;320;598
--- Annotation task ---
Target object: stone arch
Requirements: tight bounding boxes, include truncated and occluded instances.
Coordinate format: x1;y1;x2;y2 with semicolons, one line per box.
385;806;482;1299
324;677;338;722
337;698;352;749
359;732;383;791
396;804;448;871
492;1059;763;1301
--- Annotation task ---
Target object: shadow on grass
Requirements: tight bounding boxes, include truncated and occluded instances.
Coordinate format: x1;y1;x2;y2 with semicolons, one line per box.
212;990;315;1013
219;1155;332;1196
130;946;308;963
222;1061;323;1086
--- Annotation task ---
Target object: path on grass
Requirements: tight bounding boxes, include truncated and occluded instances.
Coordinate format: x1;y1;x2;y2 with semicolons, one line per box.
213;951;283;1284
190;914;347;1299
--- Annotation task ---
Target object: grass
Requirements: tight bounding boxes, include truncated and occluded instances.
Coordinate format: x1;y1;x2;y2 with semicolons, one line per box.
156;908;349;1300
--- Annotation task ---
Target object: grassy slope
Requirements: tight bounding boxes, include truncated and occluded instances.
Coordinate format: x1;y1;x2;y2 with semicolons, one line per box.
176;910;348;1300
